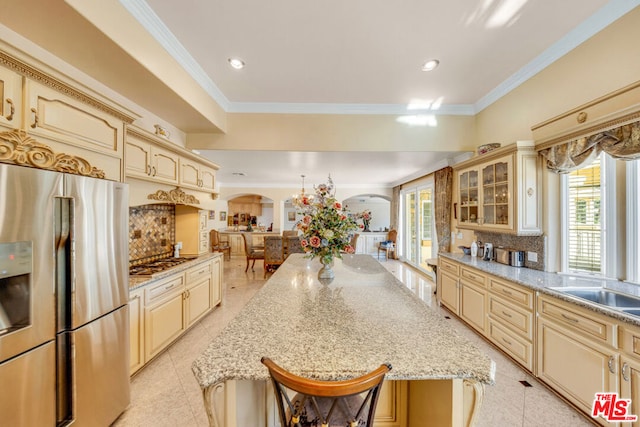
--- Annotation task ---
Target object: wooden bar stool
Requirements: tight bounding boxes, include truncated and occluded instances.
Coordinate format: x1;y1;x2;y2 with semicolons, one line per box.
261;357;391;427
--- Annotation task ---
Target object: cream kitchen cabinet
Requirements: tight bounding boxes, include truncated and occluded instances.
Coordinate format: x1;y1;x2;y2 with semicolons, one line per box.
180;158;216;192
437;259;488;336
175;207;209;257
454;141;541;236
129;288;145;375
437;258;460;313
138;256;223;369
143;274;186;361
488;277;534;371
537;294;618;425
459;267;487;335
24;79;126;181
226;233;246;256
0;67;22;131
619;326;640;427
125;129;179;185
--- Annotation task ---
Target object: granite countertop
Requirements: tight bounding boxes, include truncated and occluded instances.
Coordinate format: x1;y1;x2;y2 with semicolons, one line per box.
128;252;222;291
440;252;640;327
192;254;496;390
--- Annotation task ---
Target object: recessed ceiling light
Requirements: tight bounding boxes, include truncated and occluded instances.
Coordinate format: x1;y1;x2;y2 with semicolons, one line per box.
232;172;246;176
191;149;201;155
421;59;440;71
228;58;245;69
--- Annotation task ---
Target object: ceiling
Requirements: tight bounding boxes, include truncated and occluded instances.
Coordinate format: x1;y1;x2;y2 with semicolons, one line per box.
1;0;636;188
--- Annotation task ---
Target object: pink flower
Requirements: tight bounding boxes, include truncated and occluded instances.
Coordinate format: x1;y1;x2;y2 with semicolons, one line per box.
302;215;312;225
300;239;309;247
358;224;364;229
309;236;321;247
340;214;347;221
344;245;355;254
334;202;342;209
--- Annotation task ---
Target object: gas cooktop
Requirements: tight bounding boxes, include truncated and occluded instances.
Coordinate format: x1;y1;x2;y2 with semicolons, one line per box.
129;257;193;277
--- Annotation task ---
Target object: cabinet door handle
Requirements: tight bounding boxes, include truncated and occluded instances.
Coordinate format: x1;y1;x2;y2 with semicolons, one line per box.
152;166;157;176
5;98;14;121
561;313;579;324
622;362;630;382
30;107;39;128
147;164;152;175
608;356;615;374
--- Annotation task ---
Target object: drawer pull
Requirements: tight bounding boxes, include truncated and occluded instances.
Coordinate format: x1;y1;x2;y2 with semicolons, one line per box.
467;274;476;280
501;289;513;296
501;310;512;318
5;98;14;121
561;313;580;324
623;362;630;382
165;284;174;290
501;337;513;346
608;356;615;374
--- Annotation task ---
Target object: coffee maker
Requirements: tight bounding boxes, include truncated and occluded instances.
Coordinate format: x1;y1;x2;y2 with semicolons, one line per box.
483;243;493;261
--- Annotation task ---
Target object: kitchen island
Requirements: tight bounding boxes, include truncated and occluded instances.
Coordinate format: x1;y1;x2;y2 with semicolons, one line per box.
192;254;495;427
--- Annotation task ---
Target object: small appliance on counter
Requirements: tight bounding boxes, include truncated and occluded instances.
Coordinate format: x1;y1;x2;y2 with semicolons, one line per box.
495;247;525;267
482;243;493;261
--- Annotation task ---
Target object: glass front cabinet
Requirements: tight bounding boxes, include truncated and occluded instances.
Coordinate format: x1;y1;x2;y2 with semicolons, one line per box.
454;141;541;235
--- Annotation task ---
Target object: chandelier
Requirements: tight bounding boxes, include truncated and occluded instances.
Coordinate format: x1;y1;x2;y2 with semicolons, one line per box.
292;174;314;208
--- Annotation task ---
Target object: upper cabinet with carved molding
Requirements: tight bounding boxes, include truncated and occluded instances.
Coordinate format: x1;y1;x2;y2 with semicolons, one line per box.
179;159;216;192
454;141;541;236
126;129;179;185
0;67;22;131
125;126;218;194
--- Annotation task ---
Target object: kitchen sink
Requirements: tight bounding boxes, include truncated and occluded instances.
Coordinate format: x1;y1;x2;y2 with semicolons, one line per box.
551;287;640;313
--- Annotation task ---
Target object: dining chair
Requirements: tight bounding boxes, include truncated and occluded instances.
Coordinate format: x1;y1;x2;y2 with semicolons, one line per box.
285;236;304;257
242;233;265;272
264;236;285;277
210;229;231;260
261;357;391;427
377;230;397;261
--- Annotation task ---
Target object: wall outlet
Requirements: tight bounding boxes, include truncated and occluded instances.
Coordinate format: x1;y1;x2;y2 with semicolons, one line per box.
527;251;538;262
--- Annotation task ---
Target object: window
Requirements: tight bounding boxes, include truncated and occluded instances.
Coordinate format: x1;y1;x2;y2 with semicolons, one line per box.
562;156;605;275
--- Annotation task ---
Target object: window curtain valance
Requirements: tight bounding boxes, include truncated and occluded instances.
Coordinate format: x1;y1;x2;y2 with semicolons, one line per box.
539;121;640;173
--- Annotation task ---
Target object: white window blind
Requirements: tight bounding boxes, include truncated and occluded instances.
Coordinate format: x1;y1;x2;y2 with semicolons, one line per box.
566;157;602;274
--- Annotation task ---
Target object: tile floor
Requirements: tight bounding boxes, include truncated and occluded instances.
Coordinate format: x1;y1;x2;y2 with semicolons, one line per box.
114;257;596;427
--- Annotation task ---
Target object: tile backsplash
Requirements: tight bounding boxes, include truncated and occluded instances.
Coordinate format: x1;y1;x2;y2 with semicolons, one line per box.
129;204;175;265
475;231;546;271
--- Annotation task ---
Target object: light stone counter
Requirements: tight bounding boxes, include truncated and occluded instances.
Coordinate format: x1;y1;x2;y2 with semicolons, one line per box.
440;252;640;327
192;254;495;426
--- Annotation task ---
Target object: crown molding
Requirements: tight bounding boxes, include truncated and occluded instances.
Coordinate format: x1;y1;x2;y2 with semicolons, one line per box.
227;102;475;115
120;0;231;111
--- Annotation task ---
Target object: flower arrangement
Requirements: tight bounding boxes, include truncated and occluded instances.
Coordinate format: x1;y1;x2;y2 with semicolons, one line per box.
296;176;358;264
355;210;372;232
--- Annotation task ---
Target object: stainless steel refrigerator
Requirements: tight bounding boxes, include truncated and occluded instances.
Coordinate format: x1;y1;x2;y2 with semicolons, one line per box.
0;162;130;426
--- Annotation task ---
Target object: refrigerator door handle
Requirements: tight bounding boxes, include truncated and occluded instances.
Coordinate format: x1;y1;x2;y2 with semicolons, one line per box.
55;197;72;332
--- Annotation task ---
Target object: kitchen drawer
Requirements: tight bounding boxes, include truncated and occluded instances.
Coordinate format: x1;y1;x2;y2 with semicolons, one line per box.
489;318;533;371
439;258;459;276
187;261;212;284
145;274;185;305
489;278;533;309
460;267;486;288
538;294;615;346
488;294;533;340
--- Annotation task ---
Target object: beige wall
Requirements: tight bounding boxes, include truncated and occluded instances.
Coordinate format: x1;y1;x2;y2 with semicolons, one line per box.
187;113;476;152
